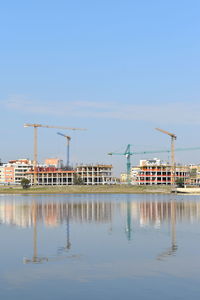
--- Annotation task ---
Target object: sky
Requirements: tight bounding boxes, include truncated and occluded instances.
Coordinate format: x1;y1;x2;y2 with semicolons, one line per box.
1;0;200;175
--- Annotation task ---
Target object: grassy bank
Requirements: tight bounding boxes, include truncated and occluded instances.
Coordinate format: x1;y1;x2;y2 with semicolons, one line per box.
0;185;172;194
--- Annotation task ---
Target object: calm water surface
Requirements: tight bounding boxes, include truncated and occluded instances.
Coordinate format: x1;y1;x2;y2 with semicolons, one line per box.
0;193;200;299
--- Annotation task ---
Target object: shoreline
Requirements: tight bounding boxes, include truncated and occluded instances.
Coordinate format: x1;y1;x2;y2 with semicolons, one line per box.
1;185;200;195
0;185;173;195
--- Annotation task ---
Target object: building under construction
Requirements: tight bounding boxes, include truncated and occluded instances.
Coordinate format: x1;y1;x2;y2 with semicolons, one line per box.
26;164;113;186
121;158;190;185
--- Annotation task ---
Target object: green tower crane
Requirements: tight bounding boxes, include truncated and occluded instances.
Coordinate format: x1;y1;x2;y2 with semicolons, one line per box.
108;145;200;185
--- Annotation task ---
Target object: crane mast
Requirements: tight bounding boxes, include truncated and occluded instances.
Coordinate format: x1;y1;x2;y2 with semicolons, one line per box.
155;128;177;186
125;144;131;184
24;123;86;185
57;132;71;168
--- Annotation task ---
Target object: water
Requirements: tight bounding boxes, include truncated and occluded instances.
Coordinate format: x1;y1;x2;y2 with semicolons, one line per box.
0;193;200;299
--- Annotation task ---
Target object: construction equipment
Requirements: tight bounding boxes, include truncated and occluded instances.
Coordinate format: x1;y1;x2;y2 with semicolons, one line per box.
108;144;200;185
24;123;86;185
57;132;71;168
155;128;177;185
108;144;132;184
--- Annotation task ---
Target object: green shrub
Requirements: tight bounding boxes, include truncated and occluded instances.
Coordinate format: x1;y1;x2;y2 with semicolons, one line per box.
20;178;31;189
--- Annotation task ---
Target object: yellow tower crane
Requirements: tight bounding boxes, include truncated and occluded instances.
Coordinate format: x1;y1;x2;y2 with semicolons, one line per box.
155;128;177;185
24;123;86;185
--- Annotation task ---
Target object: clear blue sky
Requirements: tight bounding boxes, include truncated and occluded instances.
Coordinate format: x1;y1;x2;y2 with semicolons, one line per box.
1;0;200;175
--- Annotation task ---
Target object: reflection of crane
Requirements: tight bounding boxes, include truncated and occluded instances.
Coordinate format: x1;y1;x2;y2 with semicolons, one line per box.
24;123;86;184
155;128;177;185
125;198;132;241
108;144;200;185
23;200;48;263
23;200;75;264
58;210;71;254
57;132;71;168
157;201;177;260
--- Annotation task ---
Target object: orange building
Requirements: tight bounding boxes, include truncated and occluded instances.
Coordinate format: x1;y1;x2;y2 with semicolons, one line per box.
4;166;15;183
45;158;63;168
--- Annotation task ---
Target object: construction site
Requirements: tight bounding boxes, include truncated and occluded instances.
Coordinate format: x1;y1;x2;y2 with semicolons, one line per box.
109;128;200;187
0;124;200;187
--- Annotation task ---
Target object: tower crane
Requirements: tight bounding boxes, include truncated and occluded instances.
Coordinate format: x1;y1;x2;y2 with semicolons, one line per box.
57;132;71;168
24;123;86;185
155;128;177;185
108;144;200;185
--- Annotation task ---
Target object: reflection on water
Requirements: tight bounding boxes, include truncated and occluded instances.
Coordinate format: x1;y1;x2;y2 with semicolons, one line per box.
156;201;178;260
0;195;200;263
0;199;113;227
1;194;200;299
0;198;114;264
1;197;200;228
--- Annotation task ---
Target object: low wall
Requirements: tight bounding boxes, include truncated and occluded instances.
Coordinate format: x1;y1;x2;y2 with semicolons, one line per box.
177;187;200;194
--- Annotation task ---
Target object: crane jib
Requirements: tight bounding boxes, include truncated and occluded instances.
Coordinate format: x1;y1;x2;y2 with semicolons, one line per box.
109;147;200;156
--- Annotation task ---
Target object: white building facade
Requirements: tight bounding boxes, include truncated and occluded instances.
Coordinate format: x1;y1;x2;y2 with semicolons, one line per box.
0;159;33;185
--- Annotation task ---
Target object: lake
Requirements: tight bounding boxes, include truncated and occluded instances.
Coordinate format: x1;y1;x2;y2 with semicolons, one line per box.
0;193;200;299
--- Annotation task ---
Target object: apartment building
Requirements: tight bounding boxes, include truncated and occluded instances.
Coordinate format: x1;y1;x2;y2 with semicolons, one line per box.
0;159;33;185
188;165;200;186
0;165;5;184
45;158;63;168
4;166;15;183
12;159;33;184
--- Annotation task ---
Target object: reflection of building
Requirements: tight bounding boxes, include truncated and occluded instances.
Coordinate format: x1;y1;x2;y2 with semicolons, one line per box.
120;200;200;227
27;164;113;185
2;198;200;229
0;200;113;227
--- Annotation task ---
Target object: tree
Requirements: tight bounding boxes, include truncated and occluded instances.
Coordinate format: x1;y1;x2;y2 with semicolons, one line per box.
190;168;197;178
176;178;184;188
21;178;31;189
73;174;84;185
